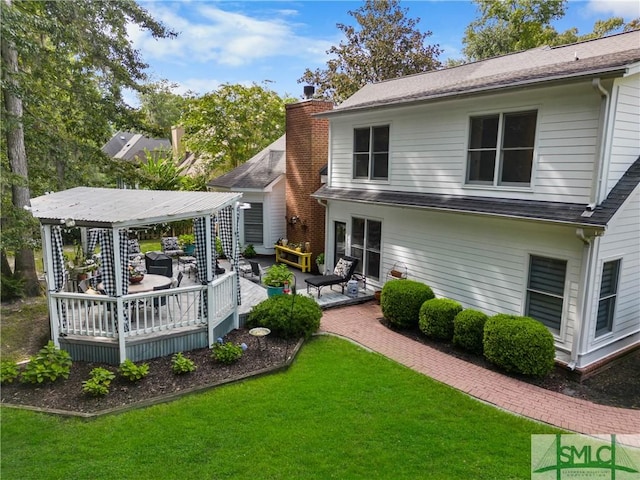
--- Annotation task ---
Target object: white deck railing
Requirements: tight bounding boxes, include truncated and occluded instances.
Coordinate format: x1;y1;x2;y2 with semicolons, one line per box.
51;274;237;339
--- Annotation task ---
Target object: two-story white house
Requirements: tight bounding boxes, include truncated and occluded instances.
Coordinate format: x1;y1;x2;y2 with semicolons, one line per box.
313;31;640;373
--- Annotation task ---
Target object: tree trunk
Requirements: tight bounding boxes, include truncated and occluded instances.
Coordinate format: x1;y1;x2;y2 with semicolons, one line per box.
1;2;41;296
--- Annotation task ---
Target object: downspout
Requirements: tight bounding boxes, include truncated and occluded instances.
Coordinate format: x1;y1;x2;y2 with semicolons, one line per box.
590;78;611;205
567;79;611;370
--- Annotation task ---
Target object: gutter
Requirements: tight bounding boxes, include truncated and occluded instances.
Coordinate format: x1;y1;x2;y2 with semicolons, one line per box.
311;192;607;231
315;67;628;118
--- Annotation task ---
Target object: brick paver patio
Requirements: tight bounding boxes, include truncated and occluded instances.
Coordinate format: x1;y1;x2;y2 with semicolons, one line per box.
320;302;640;435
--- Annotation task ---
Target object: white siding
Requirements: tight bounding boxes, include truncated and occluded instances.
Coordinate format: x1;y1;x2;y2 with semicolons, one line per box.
327;200;584;353
604;73;640;197
587;186;640;353
330;82;601;203
267;179;286;252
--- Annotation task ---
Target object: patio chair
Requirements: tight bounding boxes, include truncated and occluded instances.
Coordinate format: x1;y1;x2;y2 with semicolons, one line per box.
161;236;184;257
305;256;359;298
128;239;142;260
247;260;264;282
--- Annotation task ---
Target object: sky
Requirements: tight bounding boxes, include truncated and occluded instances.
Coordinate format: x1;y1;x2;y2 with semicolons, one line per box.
127;0;640;103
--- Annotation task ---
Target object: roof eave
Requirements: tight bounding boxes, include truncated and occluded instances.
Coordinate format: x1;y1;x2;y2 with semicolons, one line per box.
316;65;628;118
310;191;607;230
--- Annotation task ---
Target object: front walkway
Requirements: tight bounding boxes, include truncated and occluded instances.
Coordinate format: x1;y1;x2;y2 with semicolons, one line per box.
320;302;640;436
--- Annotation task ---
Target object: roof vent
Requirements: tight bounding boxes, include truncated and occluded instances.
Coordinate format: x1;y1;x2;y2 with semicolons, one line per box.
303;85;315;99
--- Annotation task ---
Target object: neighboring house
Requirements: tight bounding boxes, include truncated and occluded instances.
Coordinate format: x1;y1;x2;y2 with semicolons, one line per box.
313;31;640;373
208;135;287;255
102;131;171;162
207;98;333;262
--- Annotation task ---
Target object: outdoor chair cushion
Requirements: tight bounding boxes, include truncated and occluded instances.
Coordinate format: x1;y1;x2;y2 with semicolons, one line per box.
161;237;184;256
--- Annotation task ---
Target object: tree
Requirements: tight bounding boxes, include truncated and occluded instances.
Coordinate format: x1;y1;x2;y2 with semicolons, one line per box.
298;0;441;103
138;80;189;138
1;0;175;297
461;0;638;62
180;83;291;175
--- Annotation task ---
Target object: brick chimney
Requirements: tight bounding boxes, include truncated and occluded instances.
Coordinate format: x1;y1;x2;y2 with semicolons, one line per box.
285;96;333;272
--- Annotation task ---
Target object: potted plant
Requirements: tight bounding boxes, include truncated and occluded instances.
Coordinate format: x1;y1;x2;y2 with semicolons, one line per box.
242;244;257;258
262;263;294;297
178;233;196;256
316;253;325;275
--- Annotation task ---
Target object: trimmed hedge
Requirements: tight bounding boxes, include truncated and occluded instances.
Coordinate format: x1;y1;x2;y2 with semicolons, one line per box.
418;298;463;341
246;294;322;339
453;309;489;354
483;314;556;377
381;280;434;328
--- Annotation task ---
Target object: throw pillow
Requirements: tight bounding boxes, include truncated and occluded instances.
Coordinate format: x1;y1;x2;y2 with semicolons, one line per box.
333;258;353;278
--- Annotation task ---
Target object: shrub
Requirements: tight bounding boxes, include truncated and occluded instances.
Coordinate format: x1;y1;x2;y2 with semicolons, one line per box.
381;280;434;328
419;298;463;341
1;274;25;301
118;359;149;382
211;342;243;364
171;352;197;374
242;244;257;258
453;309;489;354
483;314;556;377
1;360;20;384
246;294;322;339
21;341;72;384
82;367;116;397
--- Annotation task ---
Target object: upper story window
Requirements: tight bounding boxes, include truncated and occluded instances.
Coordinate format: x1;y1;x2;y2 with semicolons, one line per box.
353;125;389;180
466;110;537;187
595;259;620;337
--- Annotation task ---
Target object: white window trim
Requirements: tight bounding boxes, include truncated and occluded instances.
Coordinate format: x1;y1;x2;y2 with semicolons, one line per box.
463;107;539;191
523;253;569;341
593;256;623;342
352;123;391;183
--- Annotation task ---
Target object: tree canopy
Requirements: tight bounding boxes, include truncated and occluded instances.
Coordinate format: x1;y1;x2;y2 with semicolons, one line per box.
462;0;639;62
180;83;292;176
137;80;189;139
1;0;175;296
298;0;441;103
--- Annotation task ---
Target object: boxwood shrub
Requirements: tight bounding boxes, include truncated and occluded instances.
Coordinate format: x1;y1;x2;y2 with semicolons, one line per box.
453;309;489;354
483;314;556;377
381;280;434;329
246;294;322;339
418;298;463;341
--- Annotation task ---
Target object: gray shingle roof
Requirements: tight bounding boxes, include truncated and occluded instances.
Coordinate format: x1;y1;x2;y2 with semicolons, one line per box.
101;131;171;161
312;157;640;229
322;30;640;115
207;135;286;190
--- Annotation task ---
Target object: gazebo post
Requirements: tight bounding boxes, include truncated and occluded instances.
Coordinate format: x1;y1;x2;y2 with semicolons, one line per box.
205;215;215;347
232;202;240;329
42;224;61;347
112;228;127;363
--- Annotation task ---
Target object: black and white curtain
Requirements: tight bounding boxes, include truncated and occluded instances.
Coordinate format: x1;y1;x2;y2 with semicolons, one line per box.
218;206;241;305
99;229;129;330
51;226;67;326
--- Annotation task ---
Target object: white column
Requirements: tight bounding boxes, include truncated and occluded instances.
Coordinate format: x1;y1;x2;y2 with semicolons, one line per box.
42;224;60;347
112;228;126;363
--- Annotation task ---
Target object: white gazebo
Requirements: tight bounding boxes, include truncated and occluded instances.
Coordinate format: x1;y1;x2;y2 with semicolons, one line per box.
30;187;243;365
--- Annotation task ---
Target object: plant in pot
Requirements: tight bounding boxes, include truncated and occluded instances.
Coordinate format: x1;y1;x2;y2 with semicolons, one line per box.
315;253;325;275
262;263;294;297
178;233;196;255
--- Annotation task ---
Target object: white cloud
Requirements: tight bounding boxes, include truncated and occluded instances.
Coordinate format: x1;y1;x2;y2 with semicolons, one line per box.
132;2;332;68
584;0;640;18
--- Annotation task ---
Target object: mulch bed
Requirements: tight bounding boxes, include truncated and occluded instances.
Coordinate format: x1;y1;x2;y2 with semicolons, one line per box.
379;318;640;410
1;329;301;416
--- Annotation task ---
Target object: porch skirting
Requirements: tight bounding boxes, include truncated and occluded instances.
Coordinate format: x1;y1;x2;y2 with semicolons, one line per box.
60;312;236;365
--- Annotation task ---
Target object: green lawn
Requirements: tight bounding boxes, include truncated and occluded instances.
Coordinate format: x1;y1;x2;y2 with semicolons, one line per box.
1;336;560;479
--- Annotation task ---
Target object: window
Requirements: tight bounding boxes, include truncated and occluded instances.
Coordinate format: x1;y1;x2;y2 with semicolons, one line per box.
334;221;346;266
467;110;537;186
353;125;389;180
243;202;263;244
526;255;567;332
351;217;381;281
595;260;620;337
